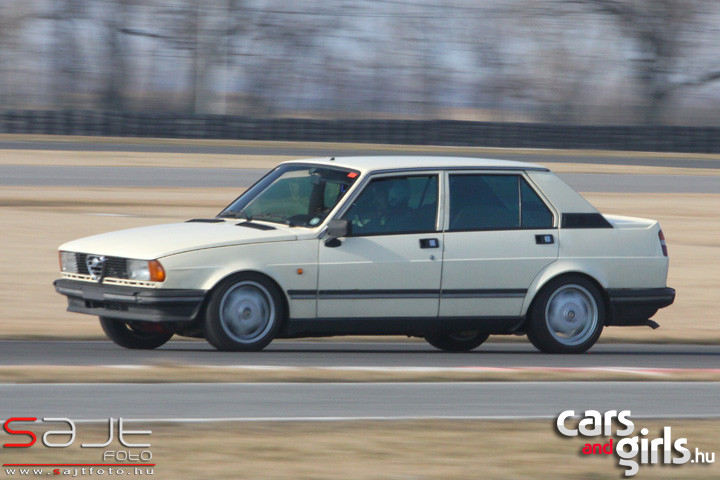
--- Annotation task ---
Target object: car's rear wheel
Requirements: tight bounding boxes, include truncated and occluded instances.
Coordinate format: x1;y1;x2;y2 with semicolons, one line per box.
424;331;489;352
204;273;284;351
99;317;174;350
526;276;604;354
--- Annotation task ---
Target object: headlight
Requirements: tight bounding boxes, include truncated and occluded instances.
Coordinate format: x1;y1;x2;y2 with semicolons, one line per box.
127;259;166;282
59;251;78;273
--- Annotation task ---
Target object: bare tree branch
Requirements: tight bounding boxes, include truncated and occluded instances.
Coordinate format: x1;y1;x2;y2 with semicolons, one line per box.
565;0;717;123
119;28;168;40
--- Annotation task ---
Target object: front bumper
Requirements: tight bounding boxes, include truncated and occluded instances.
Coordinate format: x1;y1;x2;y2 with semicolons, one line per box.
54;279;206;323
607;287;676;326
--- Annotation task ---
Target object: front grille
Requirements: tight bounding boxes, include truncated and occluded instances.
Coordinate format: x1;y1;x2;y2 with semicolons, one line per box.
75;253;129;279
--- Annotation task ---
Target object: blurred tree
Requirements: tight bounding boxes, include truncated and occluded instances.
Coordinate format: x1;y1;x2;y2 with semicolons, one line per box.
154;0;331;114
569;0;720;123
158;0;233;113
44;0;90;108
101;0;134;111
41;0;143;110
0;2;35;107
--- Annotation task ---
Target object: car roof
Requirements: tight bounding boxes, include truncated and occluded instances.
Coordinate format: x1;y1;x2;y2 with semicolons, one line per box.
280;156;549;174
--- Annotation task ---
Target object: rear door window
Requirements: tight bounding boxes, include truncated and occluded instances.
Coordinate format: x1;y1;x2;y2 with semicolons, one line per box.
448;174;553;231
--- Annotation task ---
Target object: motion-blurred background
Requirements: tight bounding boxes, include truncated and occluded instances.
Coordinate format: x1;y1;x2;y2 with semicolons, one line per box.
2;0;719;126
2;5;720;478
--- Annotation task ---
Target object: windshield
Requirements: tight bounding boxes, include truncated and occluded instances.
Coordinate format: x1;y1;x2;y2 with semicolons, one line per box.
218;164;360;227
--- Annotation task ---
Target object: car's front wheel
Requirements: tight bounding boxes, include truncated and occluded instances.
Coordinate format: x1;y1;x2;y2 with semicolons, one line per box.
99;317;174;349
204;274;284;351
425;331;489;352
526;276;605;354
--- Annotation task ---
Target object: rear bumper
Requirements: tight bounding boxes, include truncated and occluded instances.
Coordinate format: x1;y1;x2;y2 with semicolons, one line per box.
54;279;206;323
607;287;676;326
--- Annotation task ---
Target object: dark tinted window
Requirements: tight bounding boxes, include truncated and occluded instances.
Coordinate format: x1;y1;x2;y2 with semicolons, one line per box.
520;180;554;228
449;175;519;230
344;175;438;235
449;174;553;231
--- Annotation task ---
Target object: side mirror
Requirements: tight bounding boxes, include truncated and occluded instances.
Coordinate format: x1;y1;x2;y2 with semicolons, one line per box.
324;218;349;247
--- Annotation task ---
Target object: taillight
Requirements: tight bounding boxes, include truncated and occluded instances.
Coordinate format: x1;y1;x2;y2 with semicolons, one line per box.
658;229;668;257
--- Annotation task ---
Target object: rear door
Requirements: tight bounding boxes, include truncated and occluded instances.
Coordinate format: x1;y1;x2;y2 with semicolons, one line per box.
440;172;559;317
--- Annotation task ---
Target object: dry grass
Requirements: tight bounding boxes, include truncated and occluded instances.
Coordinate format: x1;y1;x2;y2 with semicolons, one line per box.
2;419;718;479
2;145;719;175
0;150;295;169
2;364;720;384
4;132;720;160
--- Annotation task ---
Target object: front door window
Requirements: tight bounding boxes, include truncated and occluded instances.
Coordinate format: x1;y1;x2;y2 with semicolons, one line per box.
343;175;438;235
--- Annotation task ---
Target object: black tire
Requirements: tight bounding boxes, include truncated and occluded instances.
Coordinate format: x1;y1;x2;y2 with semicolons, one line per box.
424;331;490;352
99;317;173;350
204;273;284;352
526;275;605;354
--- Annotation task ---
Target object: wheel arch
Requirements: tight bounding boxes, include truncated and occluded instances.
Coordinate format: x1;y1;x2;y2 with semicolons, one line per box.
201;269;291;325
522;269;611;326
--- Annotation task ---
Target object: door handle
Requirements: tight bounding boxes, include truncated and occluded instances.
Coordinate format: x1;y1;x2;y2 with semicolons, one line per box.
535;234;554;245
419;238;440;249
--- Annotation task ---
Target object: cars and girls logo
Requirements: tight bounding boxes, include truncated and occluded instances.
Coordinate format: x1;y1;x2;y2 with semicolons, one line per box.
2;417;154;477
556;409;715;476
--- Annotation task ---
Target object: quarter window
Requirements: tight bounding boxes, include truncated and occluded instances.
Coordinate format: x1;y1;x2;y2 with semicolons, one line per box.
520;179;554;228
448;174;553;231
343;175;438;235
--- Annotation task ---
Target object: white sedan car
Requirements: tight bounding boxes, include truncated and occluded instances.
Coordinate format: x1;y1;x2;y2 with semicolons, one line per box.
55;157;675;353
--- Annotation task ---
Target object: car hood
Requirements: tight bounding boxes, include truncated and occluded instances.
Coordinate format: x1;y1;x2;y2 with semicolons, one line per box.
59;221;299;259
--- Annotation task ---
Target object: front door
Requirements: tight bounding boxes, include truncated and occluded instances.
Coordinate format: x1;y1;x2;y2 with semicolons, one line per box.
317;174;442;319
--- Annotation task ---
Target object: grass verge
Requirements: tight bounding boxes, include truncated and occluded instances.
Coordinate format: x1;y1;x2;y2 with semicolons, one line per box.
2;146;720;175
1;419;717;479
4;133;720;160
2;365;720;384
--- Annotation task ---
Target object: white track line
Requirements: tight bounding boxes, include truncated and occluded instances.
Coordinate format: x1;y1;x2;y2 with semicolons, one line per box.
20;413;720;424
94;365;720;375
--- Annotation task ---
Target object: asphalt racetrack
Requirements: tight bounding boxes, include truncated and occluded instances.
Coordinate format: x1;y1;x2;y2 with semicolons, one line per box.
2;382;719;420
1;341;720;369
1;166;719;193
2;137;720;169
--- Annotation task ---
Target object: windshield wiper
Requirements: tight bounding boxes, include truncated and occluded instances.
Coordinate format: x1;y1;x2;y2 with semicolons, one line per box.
218;209;249;220
248;213;290;225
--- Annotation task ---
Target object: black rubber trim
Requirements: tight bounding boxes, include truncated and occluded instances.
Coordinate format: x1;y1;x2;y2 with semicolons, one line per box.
441;289;526;298
54;279;206;323
287;290;317;300
186;218;225;223
318;289;438;299
287;289;441;300
235;221;276;230
447;227;557;233
561;213;613;229
287;288;527;300
607;287;675;301
607;287;676;326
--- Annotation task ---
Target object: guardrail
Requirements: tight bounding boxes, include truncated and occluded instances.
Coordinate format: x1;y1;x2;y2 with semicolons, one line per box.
2;110;719;153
